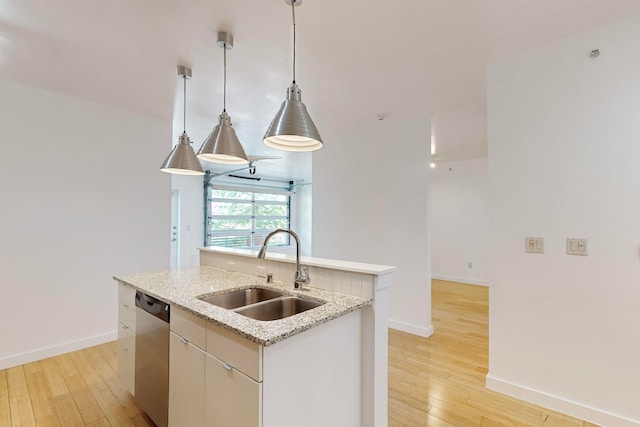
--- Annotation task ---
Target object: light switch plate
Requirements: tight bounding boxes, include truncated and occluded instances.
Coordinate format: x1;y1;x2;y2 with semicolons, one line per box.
567;238;588;256
525;237;544;254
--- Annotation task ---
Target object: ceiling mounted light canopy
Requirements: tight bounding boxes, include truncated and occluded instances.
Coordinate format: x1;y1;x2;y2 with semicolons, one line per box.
197;32;248;165
263;0;323;152
160;66;205;176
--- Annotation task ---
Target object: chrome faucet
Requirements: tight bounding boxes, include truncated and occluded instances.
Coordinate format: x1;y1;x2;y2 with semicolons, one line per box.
257;228;310;290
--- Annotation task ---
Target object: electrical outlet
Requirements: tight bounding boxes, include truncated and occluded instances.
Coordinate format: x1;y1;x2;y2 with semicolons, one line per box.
467;262;473;269
525;237;544;254
567;238;588;256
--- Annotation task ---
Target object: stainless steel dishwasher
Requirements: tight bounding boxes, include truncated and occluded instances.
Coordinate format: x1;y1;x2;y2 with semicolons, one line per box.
135;291;170;427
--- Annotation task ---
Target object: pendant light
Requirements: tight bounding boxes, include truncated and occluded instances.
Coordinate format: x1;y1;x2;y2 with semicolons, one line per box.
197;32;248;165
160;66;205;176
263;0;323;152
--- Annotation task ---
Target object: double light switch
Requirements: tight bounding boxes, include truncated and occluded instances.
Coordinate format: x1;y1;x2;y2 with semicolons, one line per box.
525;237;589;256
566;238;588;256
525;237;544;254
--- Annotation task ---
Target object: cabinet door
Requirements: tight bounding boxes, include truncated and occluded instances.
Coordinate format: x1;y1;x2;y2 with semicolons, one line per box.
117;324;136;395
169;332;205;427
205;353;262;427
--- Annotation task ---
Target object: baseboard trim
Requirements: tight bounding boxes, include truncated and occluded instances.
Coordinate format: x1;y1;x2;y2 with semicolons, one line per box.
388;319;434;338
432;274;489;287
0;331;117;370
486;374;640;427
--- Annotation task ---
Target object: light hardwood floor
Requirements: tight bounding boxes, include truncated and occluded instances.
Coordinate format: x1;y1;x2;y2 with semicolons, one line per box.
388;279;597;427
0;342;154;427
2;279;597;426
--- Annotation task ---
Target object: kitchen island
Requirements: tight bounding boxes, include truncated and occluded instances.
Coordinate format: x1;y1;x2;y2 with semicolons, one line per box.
114;248;394;427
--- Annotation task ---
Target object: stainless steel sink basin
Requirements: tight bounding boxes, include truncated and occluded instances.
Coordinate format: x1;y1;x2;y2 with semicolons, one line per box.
234;297;324;321
198;288;283;309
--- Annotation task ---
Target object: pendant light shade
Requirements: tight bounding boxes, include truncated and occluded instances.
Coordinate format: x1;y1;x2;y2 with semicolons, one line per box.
263;0;323;152
263;83;322;151
160;66;204;176
197;111;248;164
160;132;205;175
197;32;248;165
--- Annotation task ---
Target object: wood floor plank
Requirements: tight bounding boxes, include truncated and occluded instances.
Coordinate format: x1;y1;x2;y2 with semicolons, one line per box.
52;393;84;426
0;370;11;427
7;367;36;427
8;396;36;427
94;345;117;373
64;374;103;425
54;354;80;379
39;360;67;398
33;414;61;427
6;367;29;398
85;417;110;427
23;366;57;423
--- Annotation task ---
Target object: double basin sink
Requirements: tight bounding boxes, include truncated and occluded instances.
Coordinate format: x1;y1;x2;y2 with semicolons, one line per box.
198;287;325;321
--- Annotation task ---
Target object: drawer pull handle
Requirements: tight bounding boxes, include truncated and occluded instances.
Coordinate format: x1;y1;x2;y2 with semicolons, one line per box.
121;325;128;330
179;337;188;344
223;363;233;371
122;346;128;352
123;304;129;308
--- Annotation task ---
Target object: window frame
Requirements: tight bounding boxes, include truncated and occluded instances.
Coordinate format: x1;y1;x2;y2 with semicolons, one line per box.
205;184;293;250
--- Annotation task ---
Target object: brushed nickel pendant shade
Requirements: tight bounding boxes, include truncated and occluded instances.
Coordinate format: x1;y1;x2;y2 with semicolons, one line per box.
197;32;248;165
263;0;323;152
160;66;205;176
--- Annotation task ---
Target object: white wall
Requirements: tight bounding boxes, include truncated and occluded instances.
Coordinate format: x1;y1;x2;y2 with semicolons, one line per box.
312;114;432;337
0;79;171;369
487;15;640;426
430;158;488;286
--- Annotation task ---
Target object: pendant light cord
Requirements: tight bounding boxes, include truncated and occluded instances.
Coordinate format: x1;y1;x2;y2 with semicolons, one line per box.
223;42;227;112
292;0;296;83
183;73;187;133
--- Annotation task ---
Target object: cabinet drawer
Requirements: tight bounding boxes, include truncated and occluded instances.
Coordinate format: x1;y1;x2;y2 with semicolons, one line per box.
170;307;206;350
206;322;262;381
118;283;136;331
204;353;261;427
117;324;136;395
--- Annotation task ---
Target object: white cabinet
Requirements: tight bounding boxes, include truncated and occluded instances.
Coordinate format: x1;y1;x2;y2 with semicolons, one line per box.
117;283;136;394
167;306;362;427
204;353;261;427
169;332;205;427
169;308;262;427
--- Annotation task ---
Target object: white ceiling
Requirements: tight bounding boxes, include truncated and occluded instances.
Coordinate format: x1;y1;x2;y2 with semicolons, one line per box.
1;0;639;178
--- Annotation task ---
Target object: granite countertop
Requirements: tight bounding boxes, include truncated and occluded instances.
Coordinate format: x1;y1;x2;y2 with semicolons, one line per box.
113;266;371;346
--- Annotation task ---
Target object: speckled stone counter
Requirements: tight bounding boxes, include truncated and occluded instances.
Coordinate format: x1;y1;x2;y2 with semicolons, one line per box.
113;266;371;346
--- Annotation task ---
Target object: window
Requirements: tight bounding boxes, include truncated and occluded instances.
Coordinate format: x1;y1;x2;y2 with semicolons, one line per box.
206;186;291;249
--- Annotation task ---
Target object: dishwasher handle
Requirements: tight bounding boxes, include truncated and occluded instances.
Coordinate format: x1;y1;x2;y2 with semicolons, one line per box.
135;291;170;323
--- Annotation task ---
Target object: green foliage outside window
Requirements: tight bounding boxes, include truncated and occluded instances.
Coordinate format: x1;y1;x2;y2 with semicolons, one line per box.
207;188;291;249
